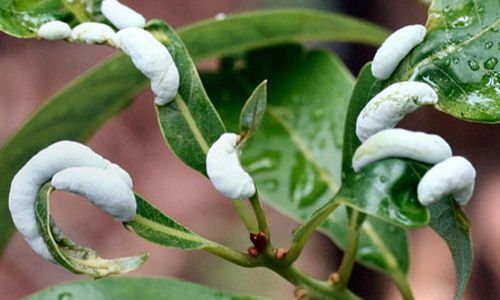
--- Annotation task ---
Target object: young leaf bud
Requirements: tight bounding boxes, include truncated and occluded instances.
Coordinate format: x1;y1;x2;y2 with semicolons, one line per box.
101;0;146;29
356;81;438;142
352;129;452;172
206;133;256;199
417;156;476;206
372;24;427;80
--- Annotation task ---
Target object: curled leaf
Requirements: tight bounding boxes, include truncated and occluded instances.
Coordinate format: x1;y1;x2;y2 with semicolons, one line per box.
34;183;148;278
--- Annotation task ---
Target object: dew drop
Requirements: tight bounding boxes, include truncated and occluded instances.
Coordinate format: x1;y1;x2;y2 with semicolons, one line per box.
485;41;493;49
484;57;498;70
443;58;451;66
379;176;388;183
452;57;460;64
58;293;73;300
468;59;480;71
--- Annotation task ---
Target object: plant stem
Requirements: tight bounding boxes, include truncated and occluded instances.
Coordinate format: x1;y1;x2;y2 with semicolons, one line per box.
264;257;360;300
232;201;258;232
203;242;263;268
391;272;415;300
249;192;271;241
285;201;340;265
337;210;363;286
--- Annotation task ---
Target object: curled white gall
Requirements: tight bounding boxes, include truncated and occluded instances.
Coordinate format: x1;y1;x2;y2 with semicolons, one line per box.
417;156;476;206
356;81;438;142
52;167;136;222
37;21;71;40
372;24;427;80
115;28;180;105
70;22;116;45
8;141;135;261
101;0;146;29
206;133;256;199
352;128;452;172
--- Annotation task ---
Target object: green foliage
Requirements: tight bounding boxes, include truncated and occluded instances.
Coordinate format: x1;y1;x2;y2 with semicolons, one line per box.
429;198;472;300
390;0;500;122
150;20;226;175
26;277;269;300
34;183;147;278
0;9;388;253
125;195;210;249
0;0;104;37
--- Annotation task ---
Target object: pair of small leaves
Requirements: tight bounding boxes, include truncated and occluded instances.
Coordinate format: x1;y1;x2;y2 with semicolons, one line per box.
150;21;267;173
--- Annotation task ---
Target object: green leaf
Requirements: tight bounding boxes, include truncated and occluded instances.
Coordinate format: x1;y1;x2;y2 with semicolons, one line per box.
204;46;410;280
337;64;429;228
389;0;500;122
125;194;210;250
34;183;148;278
334;64;414;275
239;80;267;143
149;20;226;174
180;9;389;60
0;0;104;37
0;55;146;252
428;198;473;300
0;9;389;252
26;277;269;300
336;159;430;228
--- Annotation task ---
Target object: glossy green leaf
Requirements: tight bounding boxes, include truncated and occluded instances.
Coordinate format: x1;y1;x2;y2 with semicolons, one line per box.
334;64;413;275
389;0;500;122
0;0;104;37
0;9;389;254
125;194;210;250
428;198;473;300
149;20;226;174
203;46;410;280
336;159;430;228
239;80;267;143
180;9;389;60
0;55;146;252
34;183;148;278
26;277;269;300
337;64;430;228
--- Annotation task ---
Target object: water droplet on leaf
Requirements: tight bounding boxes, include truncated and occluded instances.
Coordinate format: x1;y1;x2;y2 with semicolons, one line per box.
484;57;498;70
58;293;73;300
468;59;480;71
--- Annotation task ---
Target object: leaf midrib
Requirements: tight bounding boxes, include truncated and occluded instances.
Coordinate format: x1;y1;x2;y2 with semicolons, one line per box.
403;19;500;80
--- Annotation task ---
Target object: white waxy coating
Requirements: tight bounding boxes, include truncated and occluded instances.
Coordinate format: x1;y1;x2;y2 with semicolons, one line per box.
101;0;146;29
206;133;256;199
8;141;108;260
356;81;438;142
352;129;452;172
372;24;427;80
37;21;71;40
417;156;476;206
70;22;116;44
105;162;133;188
115;28;180;105
52;167;136;222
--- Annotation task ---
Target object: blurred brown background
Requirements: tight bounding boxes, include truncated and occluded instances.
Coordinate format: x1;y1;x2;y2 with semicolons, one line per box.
0;1;498;299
